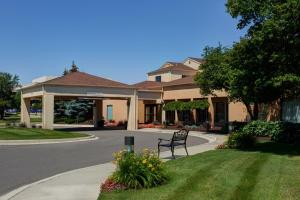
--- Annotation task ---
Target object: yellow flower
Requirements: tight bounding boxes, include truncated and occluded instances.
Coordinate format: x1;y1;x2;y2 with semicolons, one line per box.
142;159;147;164
148;164;153;168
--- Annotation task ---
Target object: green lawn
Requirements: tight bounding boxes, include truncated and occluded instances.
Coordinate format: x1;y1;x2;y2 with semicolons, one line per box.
100;143;300;200
0;115;42;127
0;128;88;140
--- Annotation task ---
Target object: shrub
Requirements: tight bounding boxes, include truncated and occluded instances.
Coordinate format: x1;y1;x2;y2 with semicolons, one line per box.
97;119;105;127
242;120;281;137
112;149;167;189
227;131;256;149
230;121;248;131
271;122;300;143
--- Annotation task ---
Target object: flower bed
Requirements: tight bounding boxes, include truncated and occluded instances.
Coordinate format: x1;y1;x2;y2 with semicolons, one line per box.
101;149;167;192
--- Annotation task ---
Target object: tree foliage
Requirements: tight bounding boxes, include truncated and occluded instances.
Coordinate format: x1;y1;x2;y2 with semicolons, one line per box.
63;61;79;75
0;72;19;119
195;0;300;120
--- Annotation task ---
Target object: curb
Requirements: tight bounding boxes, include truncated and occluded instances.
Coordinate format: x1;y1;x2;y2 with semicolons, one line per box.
0;135;98;146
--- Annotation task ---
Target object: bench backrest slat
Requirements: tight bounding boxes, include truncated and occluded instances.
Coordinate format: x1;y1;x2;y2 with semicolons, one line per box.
172;129;189;143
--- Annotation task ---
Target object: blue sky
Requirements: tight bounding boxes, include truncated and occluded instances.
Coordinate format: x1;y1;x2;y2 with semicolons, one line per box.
0;0;245;85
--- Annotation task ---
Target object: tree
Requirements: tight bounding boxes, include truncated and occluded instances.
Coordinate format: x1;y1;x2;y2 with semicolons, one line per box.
69;61;79;73
63;61;79;75
63;68;69;76
226;0;300;99
0;72;19;119
195;0;300;120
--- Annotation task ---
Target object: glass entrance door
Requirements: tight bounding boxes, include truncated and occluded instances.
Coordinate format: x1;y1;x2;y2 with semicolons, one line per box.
145;105;156;124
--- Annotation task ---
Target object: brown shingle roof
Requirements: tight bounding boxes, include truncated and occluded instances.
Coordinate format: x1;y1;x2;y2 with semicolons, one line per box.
132;81;163;90
162;76;196;87
147;62;196;75
43;71;131;88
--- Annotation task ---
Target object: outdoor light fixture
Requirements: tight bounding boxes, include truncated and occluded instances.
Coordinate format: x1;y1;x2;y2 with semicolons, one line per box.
124;136;134;153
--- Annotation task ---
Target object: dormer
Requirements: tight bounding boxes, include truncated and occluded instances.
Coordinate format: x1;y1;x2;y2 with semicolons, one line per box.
147;62;197;82
183;57;204;70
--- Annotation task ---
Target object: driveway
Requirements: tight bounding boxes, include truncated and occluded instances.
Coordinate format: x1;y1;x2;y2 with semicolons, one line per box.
0;130;208;195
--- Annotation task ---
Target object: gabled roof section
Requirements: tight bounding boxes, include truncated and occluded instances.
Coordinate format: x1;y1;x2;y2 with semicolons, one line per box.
132;81;163;90
187;57;205;64
162;76;196;87
42;71;131;88
147;62;196;75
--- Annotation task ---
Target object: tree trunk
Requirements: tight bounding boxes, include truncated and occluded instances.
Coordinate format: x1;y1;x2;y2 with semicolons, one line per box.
243;102;259;121
0;107;4;120
253;103;259;120
244;102;254;120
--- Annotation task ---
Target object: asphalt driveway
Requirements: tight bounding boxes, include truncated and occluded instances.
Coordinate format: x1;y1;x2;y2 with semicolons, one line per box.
0;130;208;196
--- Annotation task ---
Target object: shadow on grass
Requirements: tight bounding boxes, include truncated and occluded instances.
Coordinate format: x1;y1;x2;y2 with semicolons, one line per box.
242;142;300;157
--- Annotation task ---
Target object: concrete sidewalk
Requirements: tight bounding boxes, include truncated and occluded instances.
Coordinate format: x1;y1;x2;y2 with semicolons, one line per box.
1;130;226;200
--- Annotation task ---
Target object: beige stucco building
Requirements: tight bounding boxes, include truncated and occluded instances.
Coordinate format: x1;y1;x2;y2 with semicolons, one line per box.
20;57;249;130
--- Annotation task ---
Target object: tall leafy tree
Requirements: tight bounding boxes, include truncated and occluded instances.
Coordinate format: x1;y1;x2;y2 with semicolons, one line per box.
0;72;19;119
226;0;300;99
195;0;300;120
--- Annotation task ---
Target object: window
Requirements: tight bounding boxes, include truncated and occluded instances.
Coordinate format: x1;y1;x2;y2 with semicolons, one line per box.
155;76;161;82
214;102;227;125
107;105;113;121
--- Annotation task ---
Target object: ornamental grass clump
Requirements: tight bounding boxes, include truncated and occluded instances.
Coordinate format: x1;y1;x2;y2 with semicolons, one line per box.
111;149;167;189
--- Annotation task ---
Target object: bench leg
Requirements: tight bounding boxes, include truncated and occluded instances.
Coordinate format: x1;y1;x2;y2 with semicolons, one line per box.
185;144;189;156
171;146;175;159
158;144;160;157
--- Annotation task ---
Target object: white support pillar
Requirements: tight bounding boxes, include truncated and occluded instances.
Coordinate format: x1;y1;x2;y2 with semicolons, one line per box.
21;96;31;128
42;94;54;130
161;109;166;124
127;92;138;130
175;99;178;123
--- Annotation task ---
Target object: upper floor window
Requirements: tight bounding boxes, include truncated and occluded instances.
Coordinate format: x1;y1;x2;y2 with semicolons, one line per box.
155;76;161;82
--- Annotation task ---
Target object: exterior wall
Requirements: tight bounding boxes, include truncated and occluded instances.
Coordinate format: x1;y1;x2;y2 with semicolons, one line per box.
148;73;181;82
102;99;128;123
163;85;227;100
44;85;135;98
183;59;201;70
22;85;43;98
138;91;162;100
138;100;145;124
148;72;194;82
228;102;249;122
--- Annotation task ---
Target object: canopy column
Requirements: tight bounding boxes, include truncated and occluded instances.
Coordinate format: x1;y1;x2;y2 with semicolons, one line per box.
127;93;138;130
42;94;54;130
21;96;31;128
93;100;103;128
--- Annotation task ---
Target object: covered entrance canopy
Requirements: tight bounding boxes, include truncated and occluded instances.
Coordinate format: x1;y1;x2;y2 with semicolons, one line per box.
20;72;161;130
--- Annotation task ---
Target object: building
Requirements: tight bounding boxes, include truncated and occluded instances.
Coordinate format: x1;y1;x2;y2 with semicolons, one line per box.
20;57;249;130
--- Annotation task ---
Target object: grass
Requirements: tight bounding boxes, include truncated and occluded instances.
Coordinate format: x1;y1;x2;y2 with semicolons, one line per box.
0;114;42;127
0;128;88;140
99;142;300;200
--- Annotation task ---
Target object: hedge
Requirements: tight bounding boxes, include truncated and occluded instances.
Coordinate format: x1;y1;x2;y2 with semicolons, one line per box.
163;100;209;111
